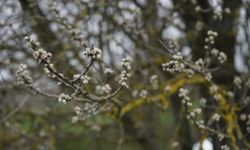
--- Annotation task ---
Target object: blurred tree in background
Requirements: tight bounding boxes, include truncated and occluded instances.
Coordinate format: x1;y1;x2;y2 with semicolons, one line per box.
0;0;250;150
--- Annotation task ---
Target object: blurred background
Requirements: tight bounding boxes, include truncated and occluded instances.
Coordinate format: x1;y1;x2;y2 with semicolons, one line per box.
0;0;250;149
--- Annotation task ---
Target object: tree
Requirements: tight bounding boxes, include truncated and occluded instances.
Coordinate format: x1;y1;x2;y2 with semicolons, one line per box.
0;0;250;149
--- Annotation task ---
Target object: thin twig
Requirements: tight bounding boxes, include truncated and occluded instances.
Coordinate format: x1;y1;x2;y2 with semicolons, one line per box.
0;95;29;124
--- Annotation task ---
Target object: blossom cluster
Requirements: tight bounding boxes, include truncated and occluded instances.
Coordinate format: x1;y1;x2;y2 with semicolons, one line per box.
233;76;242;88
159;29;250;149
16;64;33;86
44;65;56;78
221;145;230;150
211;113;221;122
81;75;91;84
204;31;227;64
211;48;227;64
95;84;112;95
25;36;53;64
150;75;159;90
24;36;40;50
168;39;180;52
178;88;205;128
83;47;102;59
104;68;114;74
19;34;129;125
191;0;230;20
139;90;148;99
119;57;132;88
173;52;183;60
162;60;185;73
205;30;218;47
178;88;192;107
33;48;52;64
195;58;204;71
58;93;72;104
72;102;99;123
101;84;112;94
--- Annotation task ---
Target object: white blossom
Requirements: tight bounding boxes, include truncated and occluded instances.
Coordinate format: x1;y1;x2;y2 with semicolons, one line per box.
72;116;80;123
211;48;219;56
162;60;185;73
150;75;159;90
44;66;56;78
211;113;221;122
209;85;218;94
173;52;183;60
74;106;82;115
132;90;139;97
221;145;230;150
24;35;40;49
224;7;231;14
83;47;102;59
168;39;180;52
178;88;192;106
164;85;171;92
104;68;114;74
119;57;132;88
25;36;52;63
205;30;218;46
240;114;247;121
83;102;98;115
139;90;148;99
193;108;202;114
16;64;33;86
73;74;81;79
58;93;72;104
218;52;227;64
121;57;131;70
195;58;204;71
33;48;52;63
199;97;207;107
234;76;242;88
119;70;130;88
205;73;212;81
102;84;112;94
195;6;201;12
218;133;224;141
81;75;90;84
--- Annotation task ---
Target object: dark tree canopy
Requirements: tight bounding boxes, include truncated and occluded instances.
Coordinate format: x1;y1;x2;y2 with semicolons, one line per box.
0;0;250;150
